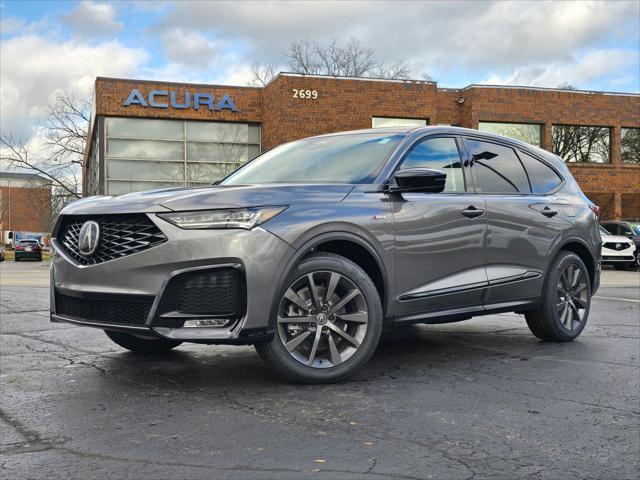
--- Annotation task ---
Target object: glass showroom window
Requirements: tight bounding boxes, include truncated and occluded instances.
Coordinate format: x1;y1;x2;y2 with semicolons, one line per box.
372;117;427;128
478;122;542;146
105;118;260;195
621;127;640;164
552;125;611;163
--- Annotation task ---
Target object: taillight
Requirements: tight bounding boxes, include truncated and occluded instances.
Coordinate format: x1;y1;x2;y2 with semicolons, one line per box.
589;204;600;217
15;246;23;251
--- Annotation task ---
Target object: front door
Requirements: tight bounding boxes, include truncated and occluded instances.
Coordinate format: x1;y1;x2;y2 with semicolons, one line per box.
390;135;487;319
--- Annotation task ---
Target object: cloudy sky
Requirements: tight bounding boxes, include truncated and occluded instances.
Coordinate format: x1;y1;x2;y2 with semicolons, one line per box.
1;0;639;143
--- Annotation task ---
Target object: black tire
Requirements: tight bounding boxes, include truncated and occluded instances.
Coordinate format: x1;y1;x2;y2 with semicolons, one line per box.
255;252;383;384
525;251;591;342
104;330;182;353
14;256;20;262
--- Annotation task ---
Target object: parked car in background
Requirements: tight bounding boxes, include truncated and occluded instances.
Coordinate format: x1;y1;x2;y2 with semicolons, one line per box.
15;239;43;262
0;246;4;262
50;126;601;383
599;226;636;270
601;220;640;269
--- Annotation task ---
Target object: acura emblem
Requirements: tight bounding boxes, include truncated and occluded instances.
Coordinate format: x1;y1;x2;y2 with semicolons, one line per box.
78;221;100;256
616;243;622;250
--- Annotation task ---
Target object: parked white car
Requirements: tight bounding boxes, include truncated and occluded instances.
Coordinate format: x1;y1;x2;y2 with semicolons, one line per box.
600;226;637;270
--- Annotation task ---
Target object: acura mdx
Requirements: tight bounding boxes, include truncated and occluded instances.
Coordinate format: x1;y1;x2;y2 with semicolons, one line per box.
51;126;601;383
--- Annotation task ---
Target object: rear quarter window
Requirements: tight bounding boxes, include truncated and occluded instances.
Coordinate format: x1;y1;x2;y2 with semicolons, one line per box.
518;151;563;194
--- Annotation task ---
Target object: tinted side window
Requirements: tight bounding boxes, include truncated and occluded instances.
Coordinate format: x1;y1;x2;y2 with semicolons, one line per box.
620;224;633;235
465;139;531;194
518;151;563;193
400;137;465;192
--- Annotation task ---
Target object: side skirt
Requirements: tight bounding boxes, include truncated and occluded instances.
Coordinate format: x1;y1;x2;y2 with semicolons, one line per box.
392;298;540;326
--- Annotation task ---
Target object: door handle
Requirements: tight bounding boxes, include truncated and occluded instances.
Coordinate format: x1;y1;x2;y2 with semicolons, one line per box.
461;206;485;218
540;207;558;218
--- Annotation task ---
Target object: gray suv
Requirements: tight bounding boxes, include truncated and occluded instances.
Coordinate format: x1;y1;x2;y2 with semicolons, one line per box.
51;126;601;383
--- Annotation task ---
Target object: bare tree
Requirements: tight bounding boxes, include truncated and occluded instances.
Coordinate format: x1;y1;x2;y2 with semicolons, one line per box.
249;37;421;86
0;91;88;212
248;61;277;87
552;125;611;163
40;91;90;166
621;127;640;164
557;82;578;90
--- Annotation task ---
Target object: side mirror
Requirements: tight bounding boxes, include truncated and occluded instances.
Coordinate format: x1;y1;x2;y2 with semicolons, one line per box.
387;168;446;194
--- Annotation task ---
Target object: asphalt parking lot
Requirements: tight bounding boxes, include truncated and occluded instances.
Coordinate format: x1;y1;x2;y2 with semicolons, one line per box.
1;260;638;480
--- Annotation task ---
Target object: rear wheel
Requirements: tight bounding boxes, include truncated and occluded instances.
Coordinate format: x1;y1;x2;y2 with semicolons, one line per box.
104;330;182;353
525;251;591;342
255;252;383;383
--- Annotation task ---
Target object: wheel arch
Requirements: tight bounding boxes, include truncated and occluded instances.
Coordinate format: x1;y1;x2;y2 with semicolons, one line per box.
267;231;391;331
552;237;597;289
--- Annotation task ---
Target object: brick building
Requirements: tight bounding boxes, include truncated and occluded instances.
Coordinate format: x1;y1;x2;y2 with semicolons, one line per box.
85;73;640;220
0;172;52;244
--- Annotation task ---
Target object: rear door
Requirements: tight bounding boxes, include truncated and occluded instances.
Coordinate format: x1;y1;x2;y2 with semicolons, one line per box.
461;137;569;306
390;135;488;319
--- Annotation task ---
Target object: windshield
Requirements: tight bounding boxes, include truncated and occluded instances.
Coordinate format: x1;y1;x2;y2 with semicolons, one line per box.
599;226;609;236
221;133;405;185
629;223;640;235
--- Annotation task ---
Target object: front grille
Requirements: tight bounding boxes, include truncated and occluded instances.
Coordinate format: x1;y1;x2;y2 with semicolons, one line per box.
176;269;245;316
57;214;167;265
603;242;632;251
55;291;153;326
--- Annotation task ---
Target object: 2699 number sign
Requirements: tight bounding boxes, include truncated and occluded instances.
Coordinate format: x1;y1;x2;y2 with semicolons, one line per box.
292;89;318;99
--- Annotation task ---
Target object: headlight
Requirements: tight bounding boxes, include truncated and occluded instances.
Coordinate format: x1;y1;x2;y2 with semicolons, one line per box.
157;206;287;230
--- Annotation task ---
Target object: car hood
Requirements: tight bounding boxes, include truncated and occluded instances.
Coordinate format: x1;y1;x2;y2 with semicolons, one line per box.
601;234;634;243
60;184;355;215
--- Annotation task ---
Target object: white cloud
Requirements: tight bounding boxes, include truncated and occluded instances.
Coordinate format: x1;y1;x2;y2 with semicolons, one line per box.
161;29;221;68
60;1;123;37
0;34;147;139
481;48;639;90
162;0;639;87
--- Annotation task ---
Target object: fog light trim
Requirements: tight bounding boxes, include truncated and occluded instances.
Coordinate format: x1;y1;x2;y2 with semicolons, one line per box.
183;318;231;328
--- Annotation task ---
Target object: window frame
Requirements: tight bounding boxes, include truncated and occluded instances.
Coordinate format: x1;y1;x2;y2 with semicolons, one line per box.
372;116;428;128
621;127;640;164
460;136;532;195
477;120;543;147
515;148;565;195
459;135;565;196
387;134;469;194
551;124;612;164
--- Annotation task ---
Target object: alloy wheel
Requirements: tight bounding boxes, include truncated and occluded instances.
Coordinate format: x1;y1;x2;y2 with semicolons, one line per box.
556;264;589;331
277;271;369;368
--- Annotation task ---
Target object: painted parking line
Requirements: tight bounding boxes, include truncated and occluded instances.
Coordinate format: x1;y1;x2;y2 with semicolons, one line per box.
594;296;640;303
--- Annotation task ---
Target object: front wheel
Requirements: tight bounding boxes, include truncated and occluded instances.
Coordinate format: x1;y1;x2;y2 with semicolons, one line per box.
255;252;383;384
104;330;182;353
525;251;591;342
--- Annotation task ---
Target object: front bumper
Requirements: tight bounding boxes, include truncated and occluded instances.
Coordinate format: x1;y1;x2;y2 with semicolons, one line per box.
50;214;295;343
601;246;636;263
